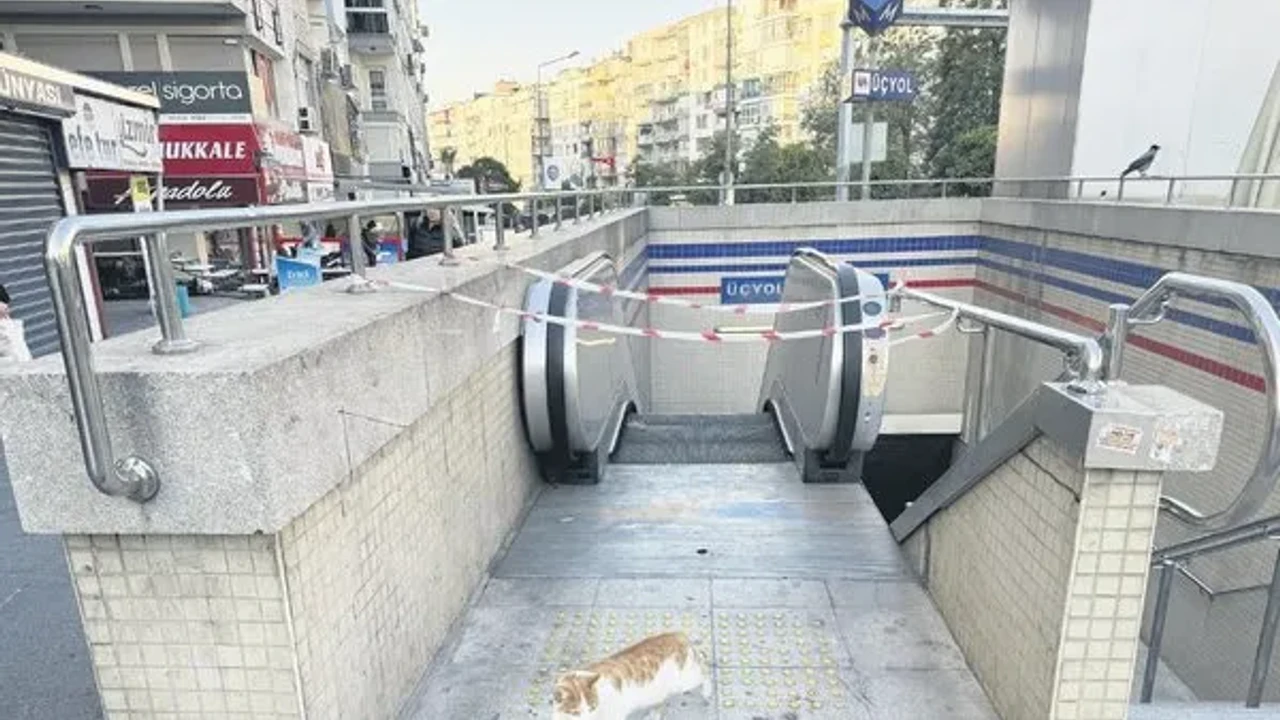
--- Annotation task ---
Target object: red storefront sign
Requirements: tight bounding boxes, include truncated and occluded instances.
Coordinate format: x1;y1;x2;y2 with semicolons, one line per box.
160;123;258;176
85;121;314;210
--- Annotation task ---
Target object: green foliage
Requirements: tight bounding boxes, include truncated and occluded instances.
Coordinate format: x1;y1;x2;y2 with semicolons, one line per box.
931;125;998;195
456;156;520;192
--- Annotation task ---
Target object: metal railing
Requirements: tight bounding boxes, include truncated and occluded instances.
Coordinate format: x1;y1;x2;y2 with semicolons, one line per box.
43;186;631;503
1142;514;1280;707
630;172;1280;208
1100;273;1280;531
900;284;1104;447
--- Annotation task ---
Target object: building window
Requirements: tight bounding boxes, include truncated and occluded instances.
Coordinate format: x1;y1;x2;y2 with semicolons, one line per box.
369;68;389;111
696;115;708;130
346;0;390;34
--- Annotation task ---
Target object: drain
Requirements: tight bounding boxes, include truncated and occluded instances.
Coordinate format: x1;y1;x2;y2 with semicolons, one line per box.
696;548;709;555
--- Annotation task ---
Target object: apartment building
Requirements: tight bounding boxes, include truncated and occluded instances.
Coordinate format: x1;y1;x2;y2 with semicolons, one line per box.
344;0;429;182
427;0;853;189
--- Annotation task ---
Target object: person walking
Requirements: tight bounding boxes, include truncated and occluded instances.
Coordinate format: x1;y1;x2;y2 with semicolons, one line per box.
0;283;32;361
360;220;381;267
406;209;447;260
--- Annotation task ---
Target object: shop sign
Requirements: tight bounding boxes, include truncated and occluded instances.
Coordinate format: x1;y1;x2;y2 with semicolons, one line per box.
89;71;252;121
160;123;258;175
85;174;260;211
257;123;306;178
263;175;307;205
60;93;162;172
302;135;333;182
276;255;322;293
0;64;75;115
306;182;335;203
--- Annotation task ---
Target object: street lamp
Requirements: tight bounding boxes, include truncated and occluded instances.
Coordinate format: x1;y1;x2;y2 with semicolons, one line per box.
534;50;580;191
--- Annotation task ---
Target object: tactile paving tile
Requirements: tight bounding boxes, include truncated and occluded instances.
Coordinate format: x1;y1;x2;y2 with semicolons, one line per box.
716;666;863;719
713;609;849;668
510;608;714;717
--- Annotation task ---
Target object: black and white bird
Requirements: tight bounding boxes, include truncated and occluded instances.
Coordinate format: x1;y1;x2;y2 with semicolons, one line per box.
1121;144;1161;178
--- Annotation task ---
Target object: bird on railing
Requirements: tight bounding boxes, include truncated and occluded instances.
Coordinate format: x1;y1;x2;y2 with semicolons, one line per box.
1121;144;1161;178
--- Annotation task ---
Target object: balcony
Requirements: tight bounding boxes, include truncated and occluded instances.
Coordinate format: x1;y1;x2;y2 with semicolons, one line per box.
347;9;395;54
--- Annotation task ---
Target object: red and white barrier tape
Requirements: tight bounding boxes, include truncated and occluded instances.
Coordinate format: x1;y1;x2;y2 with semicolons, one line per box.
498;260;881;315
366;278;958;345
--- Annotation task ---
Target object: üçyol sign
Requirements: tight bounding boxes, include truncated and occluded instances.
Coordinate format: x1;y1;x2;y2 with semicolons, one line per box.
721;276;786;305
851;69;917;102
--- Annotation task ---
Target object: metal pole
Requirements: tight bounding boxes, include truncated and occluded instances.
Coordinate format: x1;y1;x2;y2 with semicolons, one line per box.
835;20;855;202
940;180;949;199
147;174;198;355
791;186;798;203
1165;177;1177;205
961;327;988;445
1117;176;1126;202
573;193;580;224
1141;561;1177;703
1103;303;1129;381
860;37;877;201
555;193;563;229
348;213;366;276
439;204;460;266
1076;178;1085;199
1229;178;1241;208
1247;544;1280;707
531;198;539;237
494;202;507;251
722;0;736;206
977;326;997;438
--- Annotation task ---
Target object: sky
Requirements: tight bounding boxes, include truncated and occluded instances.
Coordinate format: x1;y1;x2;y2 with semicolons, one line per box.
419;0;726;107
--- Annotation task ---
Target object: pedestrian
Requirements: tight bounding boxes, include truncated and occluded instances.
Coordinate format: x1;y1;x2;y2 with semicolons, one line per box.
406;209;447;260
360;220;381;267
0;283;32;361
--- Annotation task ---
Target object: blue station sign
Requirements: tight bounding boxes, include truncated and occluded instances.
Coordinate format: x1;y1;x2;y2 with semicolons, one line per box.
852;69;918;102
848;0;905;35
721;276;786;305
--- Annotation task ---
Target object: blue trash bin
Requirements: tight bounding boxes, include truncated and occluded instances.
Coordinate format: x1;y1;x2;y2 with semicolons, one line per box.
175;283;192;318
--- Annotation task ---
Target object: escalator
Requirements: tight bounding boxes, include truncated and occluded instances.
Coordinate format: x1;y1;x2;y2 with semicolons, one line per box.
522;248;889;483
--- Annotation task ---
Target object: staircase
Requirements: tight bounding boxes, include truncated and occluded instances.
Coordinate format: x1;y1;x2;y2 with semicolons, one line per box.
611;413;790;465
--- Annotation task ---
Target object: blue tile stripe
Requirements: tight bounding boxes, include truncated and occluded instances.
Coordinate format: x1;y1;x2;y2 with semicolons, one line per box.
649;256;976;275
647;235;982;260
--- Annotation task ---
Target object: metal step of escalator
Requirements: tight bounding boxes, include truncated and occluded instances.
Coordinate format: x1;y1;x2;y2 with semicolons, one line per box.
611;413;790;464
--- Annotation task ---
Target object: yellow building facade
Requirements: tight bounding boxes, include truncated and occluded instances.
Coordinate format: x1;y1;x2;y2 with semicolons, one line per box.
429;0;853;189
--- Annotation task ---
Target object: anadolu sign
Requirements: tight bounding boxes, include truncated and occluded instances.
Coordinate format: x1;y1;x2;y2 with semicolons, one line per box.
848;0;905;35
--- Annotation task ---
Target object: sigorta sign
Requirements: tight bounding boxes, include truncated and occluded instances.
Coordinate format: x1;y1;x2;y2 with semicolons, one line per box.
89;71;252;118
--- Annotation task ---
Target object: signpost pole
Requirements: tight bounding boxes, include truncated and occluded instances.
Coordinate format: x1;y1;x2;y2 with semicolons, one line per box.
835;20;855;202
860;37;877;201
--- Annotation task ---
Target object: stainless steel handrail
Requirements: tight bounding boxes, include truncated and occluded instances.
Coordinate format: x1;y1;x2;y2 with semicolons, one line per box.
1141;513;1280;707
900;285;1105;382
1103;273;1280;530
44;187;628;503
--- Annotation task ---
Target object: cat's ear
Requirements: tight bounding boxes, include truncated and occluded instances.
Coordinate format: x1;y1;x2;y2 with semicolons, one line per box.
576;671;601;688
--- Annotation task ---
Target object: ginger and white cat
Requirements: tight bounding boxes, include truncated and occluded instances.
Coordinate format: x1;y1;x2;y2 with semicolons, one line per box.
552;631;709;720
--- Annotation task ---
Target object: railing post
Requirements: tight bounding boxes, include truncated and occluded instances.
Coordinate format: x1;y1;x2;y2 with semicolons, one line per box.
348;213;366;276
940;180;949;199
146;231;199;355
1117;176;1127;202
1076;178;1085;199
494;202;507;251
1165;177;1177;205
1141;560;1177;703
1103;303;1129;381
1229;178;1241;208
1247;543;1280;707
555;194;563;229
439;204;460;266
961;325;988;445
791;186;798;203
573;193;581;224
977;326;997;438
530;198;540;238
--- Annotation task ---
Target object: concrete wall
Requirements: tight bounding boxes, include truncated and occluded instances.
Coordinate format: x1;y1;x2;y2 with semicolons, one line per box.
974;199;1280;701
909;435;1163;720
0;210;647;718
645;200;979;427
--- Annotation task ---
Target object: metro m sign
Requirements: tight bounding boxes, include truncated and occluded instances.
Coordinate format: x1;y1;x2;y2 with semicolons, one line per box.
848;0;904;35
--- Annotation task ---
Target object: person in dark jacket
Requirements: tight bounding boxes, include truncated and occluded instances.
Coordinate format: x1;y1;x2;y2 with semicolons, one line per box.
359;220;381;267
406;209;447;260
